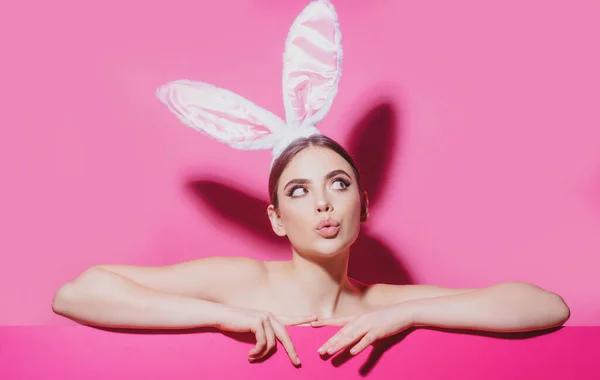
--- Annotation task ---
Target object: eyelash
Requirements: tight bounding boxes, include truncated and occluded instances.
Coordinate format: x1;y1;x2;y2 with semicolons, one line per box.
285;177;351;197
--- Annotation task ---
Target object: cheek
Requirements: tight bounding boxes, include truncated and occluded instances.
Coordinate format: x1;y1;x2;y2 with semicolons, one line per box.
343;194;363;239
279;200;312;231
341;190;362;218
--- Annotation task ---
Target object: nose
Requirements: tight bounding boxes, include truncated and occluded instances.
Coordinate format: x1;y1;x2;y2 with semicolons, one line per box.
315;199;333;214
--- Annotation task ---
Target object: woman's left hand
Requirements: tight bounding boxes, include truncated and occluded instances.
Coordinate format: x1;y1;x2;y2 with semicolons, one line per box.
310;304;415;356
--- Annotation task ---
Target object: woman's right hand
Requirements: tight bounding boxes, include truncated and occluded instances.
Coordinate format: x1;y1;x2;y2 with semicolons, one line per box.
214;306;317;366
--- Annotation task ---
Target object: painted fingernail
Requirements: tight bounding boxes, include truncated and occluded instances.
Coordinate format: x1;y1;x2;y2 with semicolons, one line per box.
318;347;324;354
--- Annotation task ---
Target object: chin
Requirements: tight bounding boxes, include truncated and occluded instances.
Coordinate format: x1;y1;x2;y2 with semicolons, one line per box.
289;227;360;258
303;235;356;258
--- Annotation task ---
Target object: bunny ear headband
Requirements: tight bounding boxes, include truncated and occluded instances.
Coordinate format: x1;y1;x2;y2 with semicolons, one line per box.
156;0;342;165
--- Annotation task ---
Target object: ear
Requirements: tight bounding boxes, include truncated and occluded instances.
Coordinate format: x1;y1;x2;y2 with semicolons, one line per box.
267;205;287;237
282;0;342;127
157;80;286;150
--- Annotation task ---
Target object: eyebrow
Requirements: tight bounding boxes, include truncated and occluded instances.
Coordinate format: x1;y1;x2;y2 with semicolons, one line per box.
283;169;352;191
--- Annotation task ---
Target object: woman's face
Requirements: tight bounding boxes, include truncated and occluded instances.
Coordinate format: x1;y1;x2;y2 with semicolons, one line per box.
268;146;363;257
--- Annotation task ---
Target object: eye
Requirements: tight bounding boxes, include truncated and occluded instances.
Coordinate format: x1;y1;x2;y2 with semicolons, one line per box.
289;186;307;197
331;178;350;190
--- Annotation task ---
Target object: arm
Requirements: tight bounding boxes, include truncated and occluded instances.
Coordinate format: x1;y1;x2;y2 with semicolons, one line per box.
52;257;266;329
368;281;569;332
53;258;316;366
404;281;570;332
315;282;570;356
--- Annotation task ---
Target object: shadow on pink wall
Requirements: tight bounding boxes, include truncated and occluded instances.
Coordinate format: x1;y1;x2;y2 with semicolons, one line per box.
185;102;413;286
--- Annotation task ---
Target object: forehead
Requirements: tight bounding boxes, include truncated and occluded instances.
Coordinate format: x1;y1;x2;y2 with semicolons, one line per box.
279;146;354;182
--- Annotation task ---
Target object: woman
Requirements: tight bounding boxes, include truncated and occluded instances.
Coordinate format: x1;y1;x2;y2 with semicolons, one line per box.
52;135;570;367
52;0;569;368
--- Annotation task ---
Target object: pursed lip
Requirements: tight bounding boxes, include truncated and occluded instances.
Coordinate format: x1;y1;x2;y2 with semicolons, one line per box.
315;218;340;230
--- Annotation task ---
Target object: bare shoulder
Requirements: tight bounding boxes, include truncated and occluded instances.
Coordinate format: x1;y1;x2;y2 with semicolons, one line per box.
173;256;270;291
94;256;268;303
176;256;267;277
361;282;478;308
98;255;267;281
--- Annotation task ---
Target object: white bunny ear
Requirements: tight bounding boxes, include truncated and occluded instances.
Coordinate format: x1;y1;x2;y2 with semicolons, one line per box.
157;80;287;150
282;0;342;127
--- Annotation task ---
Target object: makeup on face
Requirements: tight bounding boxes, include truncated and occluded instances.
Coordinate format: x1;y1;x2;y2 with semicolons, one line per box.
283;169;353;198
275;146;363;256
315;218;340;238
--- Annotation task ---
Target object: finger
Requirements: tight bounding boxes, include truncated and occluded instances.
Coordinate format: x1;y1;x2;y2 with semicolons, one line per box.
320;326;364;356
349;333;377;355
310;315;353;327
275;314;318;326
327;331;366;356
248;323;267;359
319;321;353;349
269;316;301;366
256;318;276;359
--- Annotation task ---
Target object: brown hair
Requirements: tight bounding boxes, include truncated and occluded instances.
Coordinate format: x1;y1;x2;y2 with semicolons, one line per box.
268;134;368;222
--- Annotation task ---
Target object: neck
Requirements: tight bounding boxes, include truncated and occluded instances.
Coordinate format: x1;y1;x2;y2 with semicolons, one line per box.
288;247;352;318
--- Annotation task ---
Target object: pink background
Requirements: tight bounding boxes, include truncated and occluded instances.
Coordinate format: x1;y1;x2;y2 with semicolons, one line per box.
1;326;599;379
1;0;599;328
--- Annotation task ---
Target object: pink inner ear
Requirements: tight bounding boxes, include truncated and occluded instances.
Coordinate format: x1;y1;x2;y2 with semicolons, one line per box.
283;3;341;126
186;104;274;142
184;104;276;143
158;80;284;147
296;42;337;70
303;17;336;43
